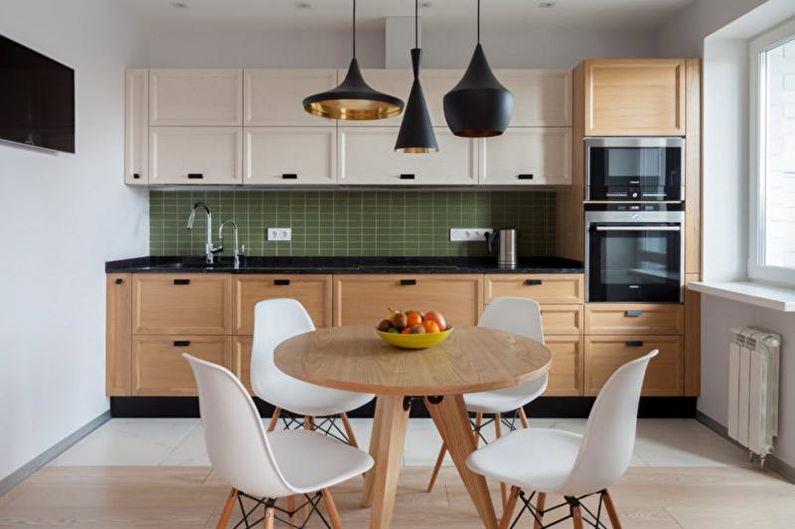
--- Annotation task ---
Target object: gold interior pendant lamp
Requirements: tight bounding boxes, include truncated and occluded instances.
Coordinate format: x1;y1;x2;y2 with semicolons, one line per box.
303;0;404;120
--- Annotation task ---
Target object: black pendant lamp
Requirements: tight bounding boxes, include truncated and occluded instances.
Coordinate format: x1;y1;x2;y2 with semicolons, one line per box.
443;0;514;137
303;0;404;120
395;0;438;153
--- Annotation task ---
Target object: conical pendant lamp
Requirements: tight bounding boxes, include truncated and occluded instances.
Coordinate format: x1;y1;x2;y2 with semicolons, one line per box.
303;0;404;120
443;0;513;137
395;0;438;153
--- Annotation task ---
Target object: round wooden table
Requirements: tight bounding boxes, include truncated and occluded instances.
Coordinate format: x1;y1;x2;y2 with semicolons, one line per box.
275;324;551;529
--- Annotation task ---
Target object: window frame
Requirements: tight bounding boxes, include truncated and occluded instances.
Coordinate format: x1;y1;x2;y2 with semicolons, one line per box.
749;18;795;286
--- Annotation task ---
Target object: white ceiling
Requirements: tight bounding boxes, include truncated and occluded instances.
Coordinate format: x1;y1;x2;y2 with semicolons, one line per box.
120;0;697;32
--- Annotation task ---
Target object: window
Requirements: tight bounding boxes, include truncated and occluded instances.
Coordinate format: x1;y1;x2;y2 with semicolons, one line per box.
750;19;795;285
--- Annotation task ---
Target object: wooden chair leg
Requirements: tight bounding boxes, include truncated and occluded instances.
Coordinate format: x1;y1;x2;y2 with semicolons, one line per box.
263;506;275;529
474;412;483;447
602;490;623;529
267;408;282;432
494;413;508;509
426;442;447;492
286;495;296;520
571;502;585;529
305;416;316;430
533;492;546;529
322;488;344;529
499;486;520;529
518;407;529;429
216;488;238;529
340;413;359;447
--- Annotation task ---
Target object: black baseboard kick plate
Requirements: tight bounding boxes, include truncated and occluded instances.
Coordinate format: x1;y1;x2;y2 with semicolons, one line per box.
111;396;696;419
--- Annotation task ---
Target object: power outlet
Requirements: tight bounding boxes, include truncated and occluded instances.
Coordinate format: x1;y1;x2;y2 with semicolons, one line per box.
449;228;492;242
267;228;292;241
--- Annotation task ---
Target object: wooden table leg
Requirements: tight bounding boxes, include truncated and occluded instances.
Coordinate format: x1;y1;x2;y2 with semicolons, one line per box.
425;395;499;529
363;395;410;529
362;397;385;507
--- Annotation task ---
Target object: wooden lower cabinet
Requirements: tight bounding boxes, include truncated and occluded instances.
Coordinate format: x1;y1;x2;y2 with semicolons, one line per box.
233;335;254;394
333;275;483;326
485;274;583;304
131;335;232;396
545;335;583;396
585;303;684;335
233;274;332;333
107;274;132;396
541;305;583;335
584;335;683;396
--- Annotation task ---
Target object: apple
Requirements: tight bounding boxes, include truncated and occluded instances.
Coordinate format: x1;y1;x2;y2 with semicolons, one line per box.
424;310;447;331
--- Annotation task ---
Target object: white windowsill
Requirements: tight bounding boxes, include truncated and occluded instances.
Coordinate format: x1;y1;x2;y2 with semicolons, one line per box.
690;281;795;312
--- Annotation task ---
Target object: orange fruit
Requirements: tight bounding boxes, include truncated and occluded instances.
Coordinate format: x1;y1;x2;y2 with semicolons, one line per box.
401;327;412;334
423;320;441;334
406;312;423;327
424;310;447;331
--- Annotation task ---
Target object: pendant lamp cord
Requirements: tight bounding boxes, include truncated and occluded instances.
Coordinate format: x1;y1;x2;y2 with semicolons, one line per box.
352;0;357;59
415;0;419;48
477;0;481;44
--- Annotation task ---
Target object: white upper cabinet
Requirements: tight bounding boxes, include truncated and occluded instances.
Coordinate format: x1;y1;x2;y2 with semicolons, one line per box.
149;127;243;185
245;127;336;185
125;69;148;185
340;69;461;127
495;70;572;127
149;69;243;126
479;128;571;186
244;69;338;126
339;127;477;186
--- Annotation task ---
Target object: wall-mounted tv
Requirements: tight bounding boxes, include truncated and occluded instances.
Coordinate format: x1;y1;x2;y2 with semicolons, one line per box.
0;35;75;153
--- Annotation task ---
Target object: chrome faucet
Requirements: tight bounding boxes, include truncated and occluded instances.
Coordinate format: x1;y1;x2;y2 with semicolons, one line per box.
186;201;223;264
218;220;244;270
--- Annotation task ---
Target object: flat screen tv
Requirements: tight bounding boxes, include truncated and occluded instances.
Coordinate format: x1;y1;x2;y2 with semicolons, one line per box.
0;35;75;153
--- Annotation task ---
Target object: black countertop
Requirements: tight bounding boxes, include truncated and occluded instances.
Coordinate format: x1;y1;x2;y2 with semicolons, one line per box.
105;256;584;274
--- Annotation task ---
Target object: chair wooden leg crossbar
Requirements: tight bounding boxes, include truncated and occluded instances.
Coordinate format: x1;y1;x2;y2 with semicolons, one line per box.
500;487;622;529
267;408;360;447
216;488;344;529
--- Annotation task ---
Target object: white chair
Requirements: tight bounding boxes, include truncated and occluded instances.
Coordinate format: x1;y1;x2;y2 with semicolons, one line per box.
184;353;373;529
467;349;659;529
251;298;374;445
427;297;550;504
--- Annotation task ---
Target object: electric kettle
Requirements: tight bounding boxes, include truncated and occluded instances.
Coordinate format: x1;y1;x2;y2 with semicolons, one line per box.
487;229;518;269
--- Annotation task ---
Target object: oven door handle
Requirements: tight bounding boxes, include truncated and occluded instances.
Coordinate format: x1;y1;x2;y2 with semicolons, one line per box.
594;226;681;232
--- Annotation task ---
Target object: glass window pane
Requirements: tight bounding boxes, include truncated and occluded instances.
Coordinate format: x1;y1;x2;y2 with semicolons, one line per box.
762;37;795;268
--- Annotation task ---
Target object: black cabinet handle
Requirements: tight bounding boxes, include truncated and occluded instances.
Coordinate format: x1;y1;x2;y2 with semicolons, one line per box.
132;173;140;180
115;278;124;285
400;174;416;180
517;174;534;180
282;173;298;180
173;279;191;285
187;173;204;179
625;341;644;348
625;310;644;318
274;279;291;286
400;279;417;286
173;340;191;347
524;279;543;286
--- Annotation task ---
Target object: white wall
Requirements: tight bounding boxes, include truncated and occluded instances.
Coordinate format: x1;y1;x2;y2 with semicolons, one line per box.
0;0;148;481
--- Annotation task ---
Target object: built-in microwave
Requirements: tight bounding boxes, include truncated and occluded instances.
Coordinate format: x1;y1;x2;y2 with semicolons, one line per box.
585;203;684;303
585;137;684;201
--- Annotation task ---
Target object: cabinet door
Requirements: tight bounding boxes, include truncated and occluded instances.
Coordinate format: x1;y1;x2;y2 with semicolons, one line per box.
540;305;583;335
584;335;683;396
545;335;583;396
480;128;571;185
233;275;333;334
149;69;243;126
149;127;242;185
333;275;483;327
339;127;477;185
583;59;686;136
494;70;571;126
485;274;584;304
342;69;462;127
125;69;148;185
132;335;232;396
233;335;254;394
585;304;685;335
132;274;232;335
244;69;337;126
107;274;132;396
244;127;336;185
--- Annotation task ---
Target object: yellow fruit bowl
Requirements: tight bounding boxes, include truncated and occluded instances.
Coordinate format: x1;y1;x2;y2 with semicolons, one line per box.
376;327;455;350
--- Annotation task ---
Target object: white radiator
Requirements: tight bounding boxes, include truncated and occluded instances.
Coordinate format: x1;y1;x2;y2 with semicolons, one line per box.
728;327;781;466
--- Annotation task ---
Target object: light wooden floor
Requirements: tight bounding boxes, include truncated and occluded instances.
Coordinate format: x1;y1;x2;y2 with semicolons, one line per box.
0;466;792;529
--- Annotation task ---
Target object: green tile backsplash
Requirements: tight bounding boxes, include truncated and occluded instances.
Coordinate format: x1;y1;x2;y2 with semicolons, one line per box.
149;190;556;257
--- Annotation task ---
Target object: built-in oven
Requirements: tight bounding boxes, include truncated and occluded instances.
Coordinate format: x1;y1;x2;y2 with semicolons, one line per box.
585;203;684;303
586;137;684;201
